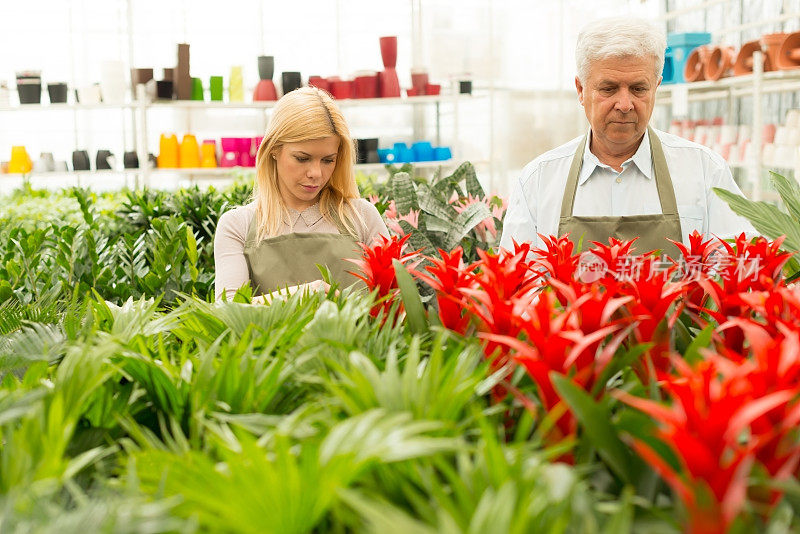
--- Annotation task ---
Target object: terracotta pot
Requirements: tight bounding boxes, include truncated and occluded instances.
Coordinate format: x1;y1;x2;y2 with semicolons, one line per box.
777;31;800;69
761;33;789;72
704;46;735;81
684;46;709;82
734;40;768;75
379;36;398;69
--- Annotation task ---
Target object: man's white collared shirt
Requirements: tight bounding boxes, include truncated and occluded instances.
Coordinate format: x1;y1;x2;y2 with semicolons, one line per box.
499;128;756;251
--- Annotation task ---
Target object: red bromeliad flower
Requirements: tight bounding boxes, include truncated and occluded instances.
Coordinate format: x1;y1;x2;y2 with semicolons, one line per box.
413;247;477;334
618;256;687;378
672;230;722;309
614;355;796;534
716;319;800;505
587;237;645;281
458;244;541;370
694;234;793;353
349;234;419;318
484;288;631;450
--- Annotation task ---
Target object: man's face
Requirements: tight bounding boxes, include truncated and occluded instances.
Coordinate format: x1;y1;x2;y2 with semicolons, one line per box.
575;55;661;154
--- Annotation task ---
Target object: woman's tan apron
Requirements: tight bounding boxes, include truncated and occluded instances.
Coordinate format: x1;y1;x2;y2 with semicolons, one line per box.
557;127;683;258
243;211;363;295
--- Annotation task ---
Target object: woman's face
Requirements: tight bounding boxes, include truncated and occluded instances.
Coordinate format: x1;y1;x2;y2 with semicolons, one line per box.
274;136;340;211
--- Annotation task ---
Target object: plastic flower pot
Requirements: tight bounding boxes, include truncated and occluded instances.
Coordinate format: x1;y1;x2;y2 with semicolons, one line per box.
209;76;223;100
308;76;330;92
123;151;139;169
777;31;800;69
253;79;278;101
734;40;769;75
191;77;204;101
8;146;32;173
329;80;352;99
424;83;441;95
683;46;709;82
433;146;452;161
72;149;90;171
156;80;174;100
157;134;179;168
459;80;472;94
353;73;379;98
179;134;200;168
47;83;68;103
258;56;274;80
377;148;394;163
95;149;114;170
281;72;302;95
665;32;711;83
379;36;398;69
220;137;238;152
704;46;735;81
200;140;217;168
16;81;41;104
229;66;244;102
762;33;789;72
410;69;429;94
412;141;434;161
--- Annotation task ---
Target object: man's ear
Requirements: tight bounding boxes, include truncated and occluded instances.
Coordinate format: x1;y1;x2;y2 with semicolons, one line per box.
575;76;584;106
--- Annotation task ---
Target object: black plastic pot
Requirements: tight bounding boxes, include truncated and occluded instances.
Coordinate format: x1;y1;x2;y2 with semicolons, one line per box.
72;150;90;171
47;83;68;103
258;56;274;80
123;151;139;169
17;83;41;104
459;80;472;95
356;138;380;164
156;80;174;99
96;150;113;170
281;72;302;95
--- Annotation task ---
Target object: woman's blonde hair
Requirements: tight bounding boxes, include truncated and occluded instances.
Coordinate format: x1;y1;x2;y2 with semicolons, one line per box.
253;86;362;240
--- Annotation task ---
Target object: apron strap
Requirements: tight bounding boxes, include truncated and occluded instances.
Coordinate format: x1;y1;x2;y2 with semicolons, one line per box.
244;202;356;247
560;133;589;219
560;127;678;218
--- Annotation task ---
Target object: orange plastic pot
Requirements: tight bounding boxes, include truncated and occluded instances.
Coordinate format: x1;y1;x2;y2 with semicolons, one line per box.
762;33;789;72
179;134;200;168
8;146;32;174
684;46;710;82
704;46;735;81
157;134;179;168
777;31;800;69
734;40;769;75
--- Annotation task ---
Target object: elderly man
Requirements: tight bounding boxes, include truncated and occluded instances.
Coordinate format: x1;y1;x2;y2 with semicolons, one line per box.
499;17;754;257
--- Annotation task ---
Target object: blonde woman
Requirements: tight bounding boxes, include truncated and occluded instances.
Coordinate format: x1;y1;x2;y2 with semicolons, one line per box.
214;86;388;301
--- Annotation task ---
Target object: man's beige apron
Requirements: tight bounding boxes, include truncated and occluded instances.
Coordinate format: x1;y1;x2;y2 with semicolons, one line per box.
243;211;363;295
558;127;683;258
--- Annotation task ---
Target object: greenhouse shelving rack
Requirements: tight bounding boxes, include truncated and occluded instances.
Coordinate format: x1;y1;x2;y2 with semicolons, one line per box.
655;52;800;202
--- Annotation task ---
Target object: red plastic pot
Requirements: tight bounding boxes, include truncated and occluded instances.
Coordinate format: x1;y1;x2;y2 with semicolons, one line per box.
308;76;330;92
329;79;352;99
353;74;379;98
379;36;398;69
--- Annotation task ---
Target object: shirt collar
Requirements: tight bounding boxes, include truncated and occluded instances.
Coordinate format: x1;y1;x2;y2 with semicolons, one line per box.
578;129;654;185
286;202;323;226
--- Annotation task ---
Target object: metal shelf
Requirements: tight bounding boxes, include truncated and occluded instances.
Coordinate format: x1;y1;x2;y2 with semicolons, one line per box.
144;93;468;111
657;69;800;103
0;102;137;112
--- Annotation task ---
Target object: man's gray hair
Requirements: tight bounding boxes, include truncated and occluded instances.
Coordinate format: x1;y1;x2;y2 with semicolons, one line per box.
575;17;666;83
